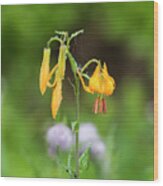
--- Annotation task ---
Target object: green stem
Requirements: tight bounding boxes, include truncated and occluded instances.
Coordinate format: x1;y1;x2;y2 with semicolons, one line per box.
66;48;80;178
81;59;100;73
75;79;80;178
75;131;79;178
46;36;62;48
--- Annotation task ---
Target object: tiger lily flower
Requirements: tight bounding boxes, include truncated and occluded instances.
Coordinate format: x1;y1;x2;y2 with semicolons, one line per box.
77;62;115;114
39;42;66;119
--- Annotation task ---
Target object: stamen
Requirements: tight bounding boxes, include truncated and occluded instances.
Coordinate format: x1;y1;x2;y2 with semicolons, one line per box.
102;98;107;113
99;98;103;113
93;97;99;114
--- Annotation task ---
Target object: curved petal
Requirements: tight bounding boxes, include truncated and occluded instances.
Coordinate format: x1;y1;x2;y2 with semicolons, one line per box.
89;63;101;93
103;78;115;95
47;64;58;88
48;64;58;80
102;63;116;95
77;71;93;94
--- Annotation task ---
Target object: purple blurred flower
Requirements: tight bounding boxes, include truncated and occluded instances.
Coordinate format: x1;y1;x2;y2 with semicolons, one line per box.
46;123;73;156
79;123;100;144
46;122;106;160
91;140;106;160
79;123;106;160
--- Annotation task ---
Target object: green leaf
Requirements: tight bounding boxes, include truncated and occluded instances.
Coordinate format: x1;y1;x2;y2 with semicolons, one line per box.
71;121;79;133
67;50;78;75
82;73;90;80
66;149;73;177
79;147;90;172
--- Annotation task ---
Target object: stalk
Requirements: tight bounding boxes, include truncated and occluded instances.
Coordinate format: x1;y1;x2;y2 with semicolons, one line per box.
74;79;80;178
66;49;80;178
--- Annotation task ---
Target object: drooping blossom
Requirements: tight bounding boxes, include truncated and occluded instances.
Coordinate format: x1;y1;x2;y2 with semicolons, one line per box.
77;62;115;113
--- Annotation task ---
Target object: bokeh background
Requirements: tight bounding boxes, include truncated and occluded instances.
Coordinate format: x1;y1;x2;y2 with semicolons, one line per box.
2;1;154;180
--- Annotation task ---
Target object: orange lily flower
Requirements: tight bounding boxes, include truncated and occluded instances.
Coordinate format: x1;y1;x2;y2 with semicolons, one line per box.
77;62;115;113
39;43;66;119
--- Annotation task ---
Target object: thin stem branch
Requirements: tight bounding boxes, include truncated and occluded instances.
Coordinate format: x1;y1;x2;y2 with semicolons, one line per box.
67;29;84;48
81;59;100;73
47;36;62;48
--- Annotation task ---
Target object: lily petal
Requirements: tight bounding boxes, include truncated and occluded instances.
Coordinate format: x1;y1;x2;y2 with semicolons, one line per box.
102;63;115;95
89;63;101;93
47;64;58;88
77;70;93;94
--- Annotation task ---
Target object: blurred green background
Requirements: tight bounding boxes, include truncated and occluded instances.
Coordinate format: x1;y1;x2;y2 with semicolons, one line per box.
1;1;154;180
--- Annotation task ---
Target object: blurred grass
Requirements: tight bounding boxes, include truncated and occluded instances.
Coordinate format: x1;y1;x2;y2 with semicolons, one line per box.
2;1;154;180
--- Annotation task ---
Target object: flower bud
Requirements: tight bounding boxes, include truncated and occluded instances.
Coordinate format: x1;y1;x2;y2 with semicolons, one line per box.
51;81;62;119
39;48;51;95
